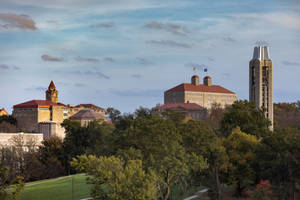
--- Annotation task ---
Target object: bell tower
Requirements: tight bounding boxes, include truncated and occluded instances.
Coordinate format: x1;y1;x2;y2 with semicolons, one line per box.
46;80;58;103
249;46;273;130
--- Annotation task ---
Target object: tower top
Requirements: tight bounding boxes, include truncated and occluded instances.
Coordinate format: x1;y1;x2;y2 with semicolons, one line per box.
48;80;56;91
46;80;58;103
252;46;270;61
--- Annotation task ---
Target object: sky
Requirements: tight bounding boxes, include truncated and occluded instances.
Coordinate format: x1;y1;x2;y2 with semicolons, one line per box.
0;0;299;114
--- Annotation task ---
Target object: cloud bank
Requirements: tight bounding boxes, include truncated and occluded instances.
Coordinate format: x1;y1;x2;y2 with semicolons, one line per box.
0;13;36;30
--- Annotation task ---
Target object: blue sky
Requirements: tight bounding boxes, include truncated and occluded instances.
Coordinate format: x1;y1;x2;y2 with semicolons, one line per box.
0;0;299;113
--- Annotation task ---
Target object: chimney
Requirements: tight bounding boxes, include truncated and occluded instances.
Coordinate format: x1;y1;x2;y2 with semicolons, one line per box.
191;75;199;86
203;76;212;86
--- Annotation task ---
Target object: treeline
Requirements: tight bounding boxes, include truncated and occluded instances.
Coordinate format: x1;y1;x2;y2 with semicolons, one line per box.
1;100;300;200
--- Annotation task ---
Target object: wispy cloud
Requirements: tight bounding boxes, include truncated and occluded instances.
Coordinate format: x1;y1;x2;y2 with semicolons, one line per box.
0;64;20;70
25;86;47;91
74;83;86;87
131;74;142;78
0;13;36;30
90;23;114;28
185;62;207;71
144;21;190;36
41;54;63;62
146;40;192;48
282;60;300;67
74;56;100;63
0;64;9;70
223;36;236;42
104;57;115;62
137;58;153;66
72;70;110;79
207;57;215;62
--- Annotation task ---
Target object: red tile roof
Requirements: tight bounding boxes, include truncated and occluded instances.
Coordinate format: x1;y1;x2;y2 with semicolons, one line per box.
70;109;105;120
155;103;204;111
13;100;67;108
75;104;104;111
165;83;235;94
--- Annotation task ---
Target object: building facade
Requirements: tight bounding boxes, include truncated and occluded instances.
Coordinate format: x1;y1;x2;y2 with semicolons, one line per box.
12;81;106;139
0;132;43;149
249;46;273;130
69;109;106;126
153;102;207;121
164;76;237;109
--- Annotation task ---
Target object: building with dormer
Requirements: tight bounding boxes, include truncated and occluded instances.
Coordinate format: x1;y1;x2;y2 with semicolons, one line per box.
164;75;237;109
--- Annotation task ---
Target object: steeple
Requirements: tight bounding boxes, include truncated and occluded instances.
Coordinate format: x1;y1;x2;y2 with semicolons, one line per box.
48;80;56;91
46;80;58;103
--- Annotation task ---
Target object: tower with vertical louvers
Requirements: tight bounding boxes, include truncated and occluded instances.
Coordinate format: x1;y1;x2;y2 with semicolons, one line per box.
249;46;273;130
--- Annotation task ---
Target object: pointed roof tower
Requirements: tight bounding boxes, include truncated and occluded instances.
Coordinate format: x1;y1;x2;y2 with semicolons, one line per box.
46;80;59;103
48;80;56;90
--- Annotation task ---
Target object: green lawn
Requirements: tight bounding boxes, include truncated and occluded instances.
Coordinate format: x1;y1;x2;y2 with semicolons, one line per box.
19;174;91;200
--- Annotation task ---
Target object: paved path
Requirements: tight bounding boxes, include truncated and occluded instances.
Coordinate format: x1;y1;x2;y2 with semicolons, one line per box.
183;188;208;200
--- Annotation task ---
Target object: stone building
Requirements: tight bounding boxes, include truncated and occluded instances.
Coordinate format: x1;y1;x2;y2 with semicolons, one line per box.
0;108;9;116
67;104;105;118
13;100;66;133
249;46;273;130
0;132;43;149
12;81;106;139
69;109;106;126
153;102;206;121
164;76;237;109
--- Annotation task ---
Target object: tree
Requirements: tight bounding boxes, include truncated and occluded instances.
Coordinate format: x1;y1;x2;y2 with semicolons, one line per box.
85;121;115;156
0;162;24;200
39;136;65;178
106;107;121;124
223;127;259;197
220;100;271;137
181;120;228;200
39;136;64;164
62;119;88;172
256;127;300;199
111;111;207;200
71;155;158;200
247;180;274;200
0;116;17;126
274;102;300;130
204;103;224;132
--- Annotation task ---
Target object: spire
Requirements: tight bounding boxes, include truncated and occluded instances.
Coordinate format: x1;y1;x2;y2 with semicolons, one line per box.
252;46;270;60
48;80;56;90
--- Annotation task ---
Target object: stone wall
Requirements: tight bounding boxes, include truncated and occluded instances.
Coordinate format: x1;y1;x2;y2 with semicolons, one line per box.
38;122;65;140
0;132;43;148
13;108;39;132
165;91;237;109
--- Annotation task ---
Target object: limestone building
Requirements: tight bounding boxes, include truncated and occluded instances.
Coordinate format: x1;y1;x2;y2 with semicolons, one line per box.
0;132;43;149
153;102;206;121
12;81;106;139
69;109;106;126
164;76;237;109
249;46;273;130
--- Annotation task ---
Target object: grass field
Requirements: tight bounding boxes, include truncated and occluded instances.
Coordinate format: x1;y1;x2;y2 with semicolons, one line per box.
19;174;204;200
19;174;91;200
